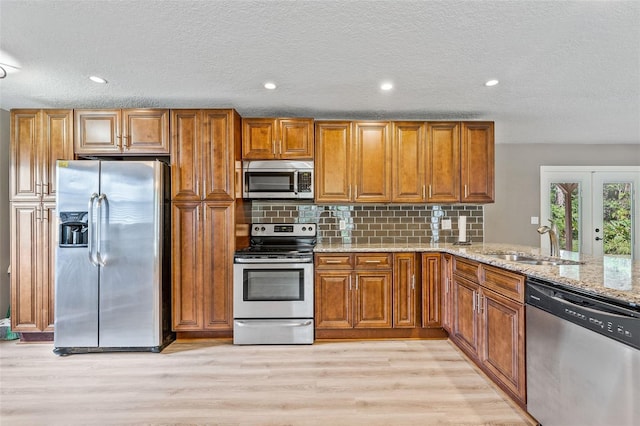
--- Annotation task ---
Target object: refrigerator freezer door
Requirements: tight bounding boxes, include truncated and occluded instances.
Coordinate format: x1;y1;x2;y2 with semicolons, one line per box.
54;160;101;348
98;161;163;347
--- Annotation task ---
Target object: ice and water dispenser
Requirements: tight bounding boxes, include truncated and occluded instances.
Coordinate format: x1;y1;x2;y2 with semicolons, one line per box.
59;212;89;247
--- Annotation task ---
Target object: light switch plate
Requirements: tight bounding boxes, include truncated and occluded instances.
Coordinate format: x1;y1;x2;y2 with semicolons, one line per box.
442;219;452;230
531;216;539;225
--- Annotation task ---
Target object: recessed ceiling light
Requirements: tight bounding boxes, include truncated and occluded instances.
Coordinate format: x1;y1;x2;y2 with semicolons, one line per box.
264;82;277;90
89;75;108;84
380;82;393;91
485;79;499;87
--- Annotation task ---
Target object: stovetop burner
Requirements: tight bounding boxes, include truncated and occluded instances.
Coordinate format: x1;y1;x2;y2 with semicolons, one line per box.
235;223;317;262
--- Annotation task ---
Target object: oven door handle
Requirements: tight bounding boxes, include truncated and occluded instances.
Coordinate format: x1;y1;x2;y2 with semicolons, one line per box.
235;320;313;328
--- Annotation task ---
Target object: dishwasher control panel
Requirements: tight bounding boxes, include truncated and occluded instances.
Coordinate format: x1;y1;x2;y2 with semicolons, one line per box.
526;280;640;350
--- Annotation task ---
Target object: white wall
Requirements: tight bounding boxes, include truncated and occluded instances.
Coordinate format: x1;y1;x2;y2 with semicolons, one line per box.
485;143;640;246
0;109;9;317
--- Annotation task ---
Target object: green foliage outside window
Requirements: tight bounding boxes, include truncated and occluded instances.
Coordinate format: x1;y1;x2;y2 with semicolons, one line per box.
602;183;632;256
549;184;580;252
549;182;632;256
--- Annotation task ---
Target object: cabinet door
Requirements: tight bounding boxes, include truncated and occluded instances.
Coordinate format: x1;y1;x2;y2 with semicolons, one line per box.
315;121;352;202
10;202;40;331
202;203;234;330
10;110;40;201
451;275;480;358
354;270;392;328
420;253;441;328
353;121;391;202
41;110;73;202
171;202;203;330
392;122;426;202
122;109;170;154
202;110;238;201
441;254;453;333
242;118;276;159
393;253;416;328
426;122;460;202
480;288;526;403
315;271;353;329
461;121;494;203
279;118;314;159
74;109;121;154
171;110;202;200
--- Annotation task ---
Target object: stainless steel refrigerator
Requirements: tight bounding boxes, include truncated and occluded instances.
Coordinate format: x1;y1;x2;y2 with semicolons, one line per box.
53;160;173;355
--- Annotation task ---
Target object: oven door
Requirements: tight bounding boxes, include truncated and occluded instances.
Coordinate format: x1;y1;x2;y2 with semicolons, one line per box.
233;262;314;319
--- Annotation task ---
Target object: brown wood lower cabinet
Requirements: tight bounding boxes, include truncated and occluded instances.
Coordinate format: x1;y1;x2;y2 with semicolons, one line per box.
10;202;56;333
449;256;526;405
171;201;234;333
315;253;392;329
315;252;446;339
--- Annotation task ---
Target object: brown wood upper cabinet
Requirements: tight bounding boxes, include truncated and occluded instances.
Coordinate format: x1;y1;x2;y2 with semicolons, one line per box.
171;109;241;201
461;121;494;203
242;118;314;160
315;121;391;202
392;121;493;203
10;110;74;202
74;109;170;155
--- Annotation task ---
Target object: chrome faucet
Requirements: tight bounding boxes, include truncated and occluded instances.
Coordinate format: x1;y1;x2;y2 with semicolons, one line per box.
537;220;559;257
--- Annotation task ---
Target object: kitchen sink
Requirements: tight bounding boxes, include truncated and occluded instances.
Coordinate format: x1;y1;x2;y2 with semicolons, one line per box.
483;253;584;266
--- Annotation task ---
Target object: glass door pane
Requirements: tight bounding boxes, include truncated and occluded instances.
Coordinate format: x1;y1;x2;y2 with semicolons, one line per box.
549;182;581;253
593;173;637;259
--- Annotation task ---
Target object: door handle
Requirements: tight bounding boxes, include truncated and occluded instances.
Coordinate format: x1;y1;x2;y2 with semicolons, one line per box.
95;194;107;266
88;193;99;266
595;237;603;241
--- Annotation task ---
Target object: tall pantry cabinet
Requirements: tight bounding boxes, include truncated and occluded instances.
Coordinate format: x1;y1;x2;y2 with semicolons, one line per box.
170;109;240;334
9;110;74;334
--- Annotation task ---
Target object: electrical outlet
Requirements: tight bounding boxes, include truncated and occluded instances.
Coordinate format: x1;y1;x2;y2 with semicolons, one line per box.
531;216;539;225
441;219;452;230
339;220;346;230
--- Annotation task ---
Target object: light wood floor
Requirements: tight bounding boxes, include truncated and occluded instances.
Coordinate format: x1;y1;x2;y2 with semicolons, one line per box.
0;338;535;426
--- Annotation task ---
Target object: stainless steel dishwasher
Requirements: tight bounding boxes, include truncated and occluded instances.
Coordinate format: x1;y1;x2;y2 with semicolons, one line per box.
526;277;640;426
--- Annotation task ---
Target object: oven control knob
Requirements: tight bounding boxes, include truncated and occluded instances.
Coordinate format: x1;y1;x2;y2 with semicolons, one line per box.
254;226;260;232
261;226;266;231
308;226;313;232
302;226;307;231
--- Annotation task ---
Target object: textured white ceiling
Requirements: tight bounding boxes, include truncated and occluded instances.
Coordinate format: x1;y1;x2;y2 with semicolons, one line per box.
1;0;639;144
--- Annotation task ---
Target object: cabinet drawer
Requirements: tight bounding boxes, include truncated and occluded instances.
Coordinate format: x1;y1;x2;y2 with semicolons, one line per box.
481;265;525;303
315;254;353;269
452;257;480;283
354;253;392;269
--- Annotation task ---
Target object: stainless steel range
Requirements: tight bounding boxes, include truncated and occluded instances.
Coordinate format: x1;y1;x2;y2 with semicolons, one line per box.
233;223;316;345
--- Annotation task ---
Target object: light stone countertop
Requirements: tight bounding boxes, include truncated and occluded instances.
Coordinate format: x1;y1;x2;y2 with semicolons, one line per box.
314;242;640;308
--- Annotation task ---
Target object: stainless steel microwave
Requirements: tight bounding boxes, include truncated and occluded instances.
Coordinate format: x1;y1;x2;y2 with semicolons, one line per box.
242;160;314;199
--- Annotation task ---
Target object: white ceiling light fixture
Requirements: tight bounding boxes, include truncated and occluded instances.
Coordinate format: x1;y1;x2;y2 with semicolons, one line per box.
264;82;277;90
89;75;108;84
380;82;393;91
485;79;499;87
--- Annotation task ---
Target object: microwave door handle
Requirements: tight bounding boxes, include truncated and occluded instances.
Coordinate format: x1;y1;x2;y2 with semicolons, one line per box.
293;170;299;194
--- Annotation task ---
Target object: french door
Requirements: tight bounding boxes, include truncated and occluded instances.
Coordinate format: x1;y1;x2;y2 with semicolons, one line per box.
541;166;640;260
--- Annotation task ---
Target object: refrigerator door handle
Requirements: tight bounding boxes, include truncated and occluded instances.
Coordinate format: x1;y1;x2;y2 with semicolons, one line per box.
88;193;100;266
95;194;107;266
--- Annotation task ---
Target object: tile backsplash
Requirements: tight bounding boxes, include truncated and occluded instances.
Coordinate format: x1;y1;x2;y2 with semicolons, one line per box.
247;201;484;244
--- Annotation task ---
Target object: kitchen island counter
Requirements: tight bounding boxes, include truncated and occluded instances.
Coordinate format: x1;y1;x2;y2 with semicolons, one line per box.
314;242;640;307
